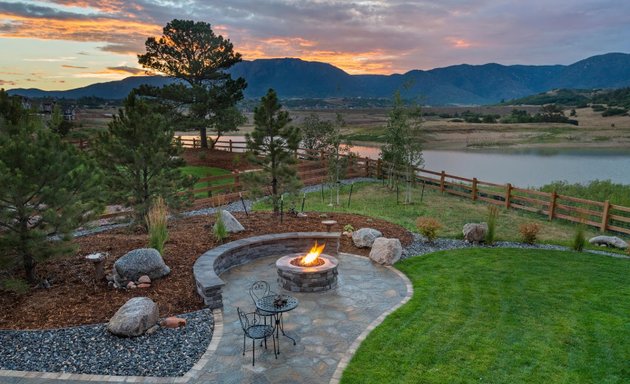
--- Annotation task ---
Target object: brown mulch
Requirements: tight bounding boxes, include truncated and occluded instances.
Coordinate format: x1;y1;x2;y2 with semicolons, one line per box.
0;212;411;330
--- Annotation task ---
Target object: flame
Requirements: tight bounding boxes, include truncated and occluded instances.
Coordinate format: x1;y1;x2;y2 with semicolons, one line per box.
301;241;325;266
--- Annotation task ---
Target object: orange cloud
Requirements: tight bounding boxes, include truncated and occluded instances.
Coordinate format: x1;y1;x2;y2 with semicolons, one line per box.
446;37;473;48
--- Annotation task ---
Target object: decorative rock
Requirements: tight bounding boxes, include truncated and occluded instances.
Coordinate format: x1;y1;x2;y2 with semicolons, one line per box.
107;297;159;337
342;231;353;238
126;281;137;289
137;283;151;289
588;235;628;249
463;223;488;243
352;228;383;248
138;275;151;284
297;212;308;218
369;238;402;265
113;248;170;282
215;210;244;233
145;324;160;335
160;317;187;328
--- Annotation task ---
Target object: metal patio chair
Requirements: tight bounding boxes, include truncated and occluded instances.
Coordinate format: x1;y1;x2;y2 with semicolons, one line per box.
236;307;277;366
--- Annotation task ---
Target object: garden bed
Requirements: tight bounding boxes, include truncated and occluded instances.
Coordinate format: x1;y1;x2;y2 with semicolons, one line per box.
0;212;411;330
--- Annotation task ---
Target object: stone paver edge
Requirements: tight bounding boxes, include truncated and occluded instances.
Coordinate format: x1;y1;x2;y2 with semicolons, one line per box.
329;253;414;384
0;308;224;383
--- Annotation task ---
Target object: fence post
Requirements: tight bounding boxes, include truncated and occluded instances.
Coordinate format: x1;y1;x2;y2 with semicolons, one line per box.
471;178;478;201
377;159;382;179
600;200;611;232
192;138;197;149
440;171;445;193
207;173;212;198
365;157;370;177
548;191;557;221
229;139;233;152
505;183;512;209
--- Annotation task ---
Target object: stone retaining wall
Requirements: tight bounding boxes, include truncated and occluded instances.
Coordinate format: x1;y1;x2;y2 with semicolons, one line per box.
193;232;340;309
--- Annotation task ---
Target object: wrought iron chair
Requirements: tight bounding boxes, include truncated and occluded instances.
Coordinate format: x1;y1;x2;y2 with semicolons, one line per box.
249;280;276;321
236;307;277;366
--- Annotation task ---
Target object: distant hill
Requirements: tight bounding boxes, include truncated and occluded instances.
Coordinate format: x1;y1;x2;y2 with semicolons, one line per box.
8;53;630;105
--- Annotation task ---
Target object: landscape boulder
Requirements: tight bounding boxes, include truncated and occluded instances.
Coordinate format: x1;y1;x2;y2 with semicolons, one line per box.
215;210;245;233
463;223;488;243
113;248;170;282
588;235;628;249
369;238;402;265
352;228;383;248
107;297;159;337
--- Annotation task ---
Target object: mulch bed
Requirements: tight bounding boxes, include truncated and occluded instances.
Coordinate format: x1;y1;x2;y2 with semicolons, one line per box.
0;212;411;330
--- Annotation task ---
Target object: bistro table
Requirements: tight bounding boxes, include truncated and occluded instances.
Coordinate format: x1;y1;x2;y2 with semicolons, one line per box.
256;294;299;354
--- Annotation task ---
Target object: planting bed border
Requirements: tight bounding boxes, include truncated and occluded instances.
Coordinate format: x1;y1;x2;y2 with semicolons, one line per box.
193;232;340;308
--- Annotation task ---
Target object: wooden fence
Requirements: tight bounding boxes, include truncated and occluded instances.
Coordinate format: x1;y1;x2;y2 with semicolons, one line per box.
81;136;630;235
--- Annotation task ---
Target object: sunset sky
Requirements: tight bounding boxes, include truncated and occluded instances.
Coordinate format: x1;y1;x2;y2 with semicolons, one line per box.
1;0;629;90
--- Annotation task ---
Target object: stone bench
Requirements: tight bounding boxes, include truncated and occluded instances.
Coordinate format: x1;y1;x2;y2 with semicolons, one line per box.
193;232;341;309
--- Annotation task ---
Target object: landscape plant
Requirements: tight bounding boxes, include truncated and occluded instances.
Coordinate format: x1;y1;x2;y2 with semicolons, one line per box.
137;19;246;149
416;217;442;242
0;92;103;283
519;222;541;244
93;93;195;223
572;222;586;251
485;205;499;244
343;224;355;233
213;211;228;243
244;89;301;213
145;197;168;255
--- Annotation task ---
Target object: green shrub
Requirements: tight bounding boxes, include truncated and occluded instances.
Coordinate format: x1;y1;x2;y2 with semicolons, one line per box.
519;222;541;244
343;224;355;232
416;217;442;242
2;278;29;294
213;211;228;243
572;223;586;252
485;206;499;244
145;197;168;255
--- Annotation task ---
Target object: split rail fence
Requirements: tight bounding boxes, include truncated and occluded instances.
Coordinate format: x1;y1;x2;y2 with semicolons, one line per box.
79;137;630;235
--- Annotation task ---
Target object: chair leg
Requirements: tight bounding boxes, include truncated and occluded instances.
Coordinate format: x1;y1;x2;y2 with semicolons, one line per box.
252;339;255;366
264;336;267;349
242;334;246;356
272;333;277;359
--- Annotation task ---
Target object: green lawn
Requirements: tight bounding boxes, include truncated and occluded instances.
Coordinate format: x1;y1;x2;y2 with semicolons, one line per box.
342;248;630;383
179;166;233;197
254;182;626;253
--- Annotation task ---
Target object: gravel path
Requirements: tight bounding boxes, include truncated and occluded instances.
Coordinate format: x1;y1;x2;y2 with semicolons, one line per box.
402;233;630;260
0;309;213;377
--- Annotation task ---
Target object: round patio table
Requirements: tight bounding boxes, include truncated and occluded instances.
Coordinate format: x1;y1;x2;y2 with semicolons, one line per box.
256;294;299;354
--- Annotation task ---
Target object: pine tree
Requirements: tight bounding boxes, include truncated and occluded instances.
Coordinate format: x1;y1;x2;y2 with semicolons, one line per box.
244;89;301;213
94;93;195;223
0;92;103;283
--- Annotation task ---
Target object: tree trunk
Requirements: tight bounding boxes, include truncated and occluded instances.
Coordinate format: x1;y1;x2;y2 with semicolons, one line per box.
272;176;278;212
200;126;208;149
19;220;36;283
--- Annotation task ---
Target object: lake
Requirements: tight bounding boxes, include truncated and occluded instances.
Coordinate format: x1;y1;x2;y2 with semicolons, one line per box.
184;135;630;188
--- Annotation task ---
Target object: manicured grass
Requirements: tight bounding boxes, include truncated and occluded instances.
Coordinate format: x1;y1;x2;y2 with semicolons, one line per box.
179;166;233;197
341;248;630;383
254;182;623;252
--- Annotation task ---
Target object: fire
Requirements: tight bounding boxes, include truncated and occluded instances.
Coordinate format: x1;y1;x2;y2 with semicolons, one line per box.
301;241;326;266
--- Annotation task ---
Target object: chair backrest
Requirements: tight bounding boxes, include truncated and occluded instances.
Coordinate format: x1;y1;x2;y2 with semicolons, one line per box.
236;307;249;332
249;280;270;304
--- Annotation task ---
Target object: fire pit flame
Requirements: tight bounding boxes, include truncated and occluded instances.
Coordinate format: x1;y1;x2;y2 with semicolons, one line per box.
300;241;326;266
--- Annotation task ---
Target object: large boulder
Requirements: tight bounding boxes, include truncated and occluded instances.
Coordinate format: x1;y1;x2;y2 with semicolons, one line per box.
463;223;488;243
369;238;402;265
588;235;628;249
352;228;383;248
107;297;159;337
113;248;170;282
215;210;244;233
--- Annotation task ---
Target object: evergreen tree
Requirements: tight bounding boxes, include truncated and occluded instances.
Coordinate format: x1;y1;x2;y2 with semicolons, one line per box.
380;92;424;203
138;19;246;148
94;93;195;222
0;93;103;283
244;89;301;213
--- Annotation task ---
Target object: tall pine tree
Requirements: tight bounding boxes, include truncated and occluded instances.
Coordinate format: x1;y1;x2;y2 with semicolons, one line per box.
245;89;301;213
0;91;103;283
94;93;195;223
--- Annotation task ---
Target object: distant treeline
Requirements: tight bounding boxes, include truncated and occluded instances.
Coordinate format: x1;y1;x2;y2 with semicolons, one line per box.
435;106;578;125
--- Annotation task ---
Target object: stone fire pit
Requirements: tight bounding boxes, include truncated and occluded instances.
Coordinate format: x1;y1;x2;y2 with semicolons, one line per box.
276;253;339;292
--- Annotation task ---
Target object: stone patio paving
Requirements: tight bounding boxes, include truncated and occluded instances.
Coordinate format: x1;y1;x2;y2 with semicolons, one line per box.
0;253;411;384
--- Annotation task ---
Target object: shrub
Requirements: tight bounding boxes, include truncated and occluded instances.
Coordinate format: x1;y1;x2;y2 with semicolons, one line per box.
485;206;500;244
1;277;30;294
416;217;442;242
519;222;541;244
343;224;355;232
572;223;586;252
213;211;228;243
145;197;168;255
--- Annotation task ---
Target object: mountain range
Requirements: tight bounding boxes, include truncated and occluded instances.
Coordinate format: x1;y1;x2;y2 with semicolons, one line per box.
8;52;630;105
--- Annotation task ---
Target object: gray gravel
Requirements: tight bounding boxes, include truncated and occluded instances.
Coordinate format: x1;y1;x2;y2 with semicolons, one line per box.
402;233;629;259
0;309;213;377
